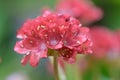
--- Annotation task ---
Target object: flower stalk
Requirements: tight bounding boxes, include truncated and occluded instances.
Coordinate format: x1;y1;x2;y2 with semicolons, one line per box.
53;53;59;80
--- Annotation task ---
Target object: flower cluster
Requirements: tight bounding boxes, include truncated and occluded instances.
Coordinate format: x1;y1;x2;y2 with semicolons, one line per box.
56;0;103;24
90;27;120;58
14;11;92;67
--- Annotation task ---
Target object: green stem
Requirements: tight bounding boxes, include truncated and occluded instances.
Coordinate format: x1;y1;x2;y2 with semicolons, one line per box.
54;54;59;80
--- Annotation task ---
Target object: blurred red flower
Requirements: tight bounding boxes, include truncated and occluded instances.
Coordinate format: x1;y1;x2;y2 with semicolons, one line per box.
56;0;103;24
90;27;119;58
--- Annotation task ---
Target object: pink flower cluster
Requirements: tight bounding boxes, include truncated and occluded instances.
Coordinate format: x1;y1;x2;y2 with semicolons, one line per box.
14;11;92;67
90;27;120;58
116;31;120;48
56;0;103;24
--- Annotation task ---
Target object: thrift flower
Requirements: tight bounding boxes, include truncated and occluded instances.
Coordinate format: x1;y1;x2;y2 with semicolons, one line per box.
90;27;119;58
56;0;103;24
115;31;120;52
14;11;92;67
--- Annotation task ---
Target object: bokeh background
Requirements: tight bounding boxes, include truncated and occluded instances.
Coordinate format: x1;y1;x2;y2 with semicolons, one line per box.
0;0;120;80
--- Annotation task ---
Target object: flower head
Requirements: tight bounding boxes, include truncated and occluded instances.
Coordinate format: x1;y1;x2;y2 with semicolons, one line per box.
14;11;92;67
90;27;119;58
56;0;103;24
113;30;120;56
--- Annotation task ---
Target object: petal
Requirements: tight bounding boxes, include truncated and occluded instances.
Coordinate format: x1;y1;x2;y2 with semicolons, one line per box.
21;53;31;66
48;40;63;49
62;25;88;48
37;42;48;58
76;34;87;44
17;33;27;39
42;10;52;17
76;39;93;54
80;27;89;33
29;51;47;67
44;26;62;49
29;52;40;67
29;43;48;67
17;19;34;38
14;41;29;54
22;37;39;49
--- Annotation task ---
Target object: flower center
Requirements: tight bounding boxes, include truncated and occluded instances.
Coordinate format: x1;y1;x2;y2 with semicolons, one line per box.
40;43;47;50
50;39;58;46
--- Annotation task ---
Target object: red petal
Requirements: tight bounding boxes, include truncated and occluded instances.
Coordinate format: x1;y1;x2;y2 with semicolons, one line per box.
14;41;29;54
29;51;47;67
22;37;39;49
62;24;88;48
29;52;40;67
29;43;48;67
44;25;62;49
21;53;31;66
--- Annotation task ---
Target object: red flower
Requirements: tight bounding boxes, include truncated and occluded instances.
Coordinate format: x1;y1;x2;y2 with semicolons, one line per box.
56;0;103;24
112;30;120;58
90;27;119;58
14;11;92;67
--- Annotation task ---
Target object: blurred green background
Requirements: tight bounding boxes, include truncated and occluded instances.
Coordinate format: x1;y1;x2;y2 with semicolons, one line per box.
0;0;120;80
